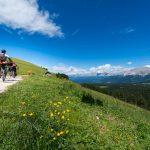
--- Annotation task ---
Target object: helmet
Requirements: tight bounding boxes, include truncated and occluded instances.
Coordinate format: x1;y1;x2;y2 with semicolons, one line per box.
1;49;6;54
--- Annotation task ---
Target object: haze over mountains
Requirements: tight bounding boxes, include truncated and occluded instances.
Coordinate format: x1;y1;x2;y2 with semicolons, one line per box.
96;67;150;76
69;66;150;77
70;67;150;84
123;67;150;76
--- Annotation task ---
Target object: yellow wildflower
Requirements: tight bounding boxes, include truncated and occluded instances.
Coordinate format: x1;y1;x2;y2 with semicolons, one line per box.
61;115;65;120
57;102;62;105
66;96;69;99
57;133;60;136
50;113;54;117
29;112;33;116
22;113;27;117
53;137;57;140
66;109;70;113
57;112;60;115
60;131;64;135
50;128;54;132
54;110;57;113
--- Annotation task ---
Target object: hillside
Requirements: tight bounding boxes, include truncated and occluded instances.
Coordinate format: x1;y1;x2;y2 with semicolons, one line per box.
11;58;46;75
82;83;150;111
0;75;150;149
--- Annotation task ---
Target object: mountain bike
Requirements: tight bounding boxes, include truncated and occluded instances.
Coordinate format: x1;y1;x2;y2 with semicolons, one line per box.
9;66;16;78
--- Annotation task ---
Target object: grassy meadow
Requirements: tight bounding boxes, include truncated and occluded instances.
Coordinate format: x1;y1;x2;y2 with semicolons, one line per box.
0;75;150;149
11;58;46;75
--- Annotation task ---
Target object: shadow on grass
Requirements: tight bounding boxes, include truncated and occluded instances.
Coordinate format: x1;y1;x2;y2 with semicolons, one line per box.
81;92;103;106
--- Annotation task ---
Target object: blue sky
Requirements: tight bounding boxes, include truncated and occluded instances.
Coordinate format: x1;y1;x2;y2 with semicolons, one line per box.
0;0;150;75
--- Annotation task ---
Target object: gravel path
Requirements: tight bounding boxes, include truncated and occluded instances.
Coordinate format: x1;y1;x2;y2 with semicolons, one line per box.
0;76;22;93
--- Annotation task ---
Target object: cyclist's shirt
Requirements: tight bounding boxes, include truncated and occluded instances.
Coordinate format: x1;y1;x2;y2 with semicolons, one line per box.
0;53;12;63
0;53;7;63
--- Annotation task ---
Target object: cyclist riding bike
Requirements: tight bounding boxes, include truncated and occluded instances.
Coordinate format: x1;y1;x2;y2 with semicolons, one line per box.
8;61;18;78
0;49;13;81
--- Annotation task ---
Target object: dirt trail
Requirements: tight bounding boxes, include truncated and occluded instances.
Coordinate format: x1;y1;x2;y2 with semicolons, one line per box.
0;76;22;93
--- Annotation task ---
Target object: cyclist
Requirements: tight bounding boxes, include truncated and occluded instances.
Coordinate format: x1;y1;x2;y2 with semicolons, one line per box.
0;49;12;62
8;61;18;77
0;49;12;80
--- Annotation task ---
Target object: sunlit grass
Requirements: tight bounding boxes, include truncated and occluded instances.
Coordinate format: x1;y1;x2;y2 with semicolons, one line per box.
11;57;46;75
0;75;150;149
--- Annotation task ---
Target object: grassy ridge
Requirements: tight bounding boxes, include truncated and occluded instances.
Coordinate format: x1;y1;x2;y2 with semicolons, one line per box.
11;58;46;75
0;75;150;149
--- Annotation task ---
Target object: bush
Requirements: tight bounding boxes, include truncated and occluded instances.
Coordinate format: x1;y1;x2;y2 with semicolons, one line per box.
44;71;52;77
81;92;103;106
56;73;69;80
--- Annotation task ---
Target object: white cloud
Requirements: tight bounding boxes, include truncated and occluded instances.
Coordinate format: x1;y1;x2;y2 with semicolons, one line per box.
145;65;150;68
50;65;89;76
50;64;132;76
0;0;63;37
120;27;136;34
127;61;133;65
125;28;135;33
89;64;130;75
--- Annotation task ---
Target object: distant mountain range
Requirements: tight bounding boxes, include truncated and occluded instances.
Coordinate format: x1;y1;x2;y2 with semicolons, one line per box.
70;67;150;84
96;67;150;76
123;67;150;76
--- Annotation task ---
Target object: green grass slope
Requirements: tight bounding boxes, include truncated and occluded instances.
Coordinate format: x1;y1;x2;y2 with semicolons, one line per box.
0;75;150;149
11;58;46;75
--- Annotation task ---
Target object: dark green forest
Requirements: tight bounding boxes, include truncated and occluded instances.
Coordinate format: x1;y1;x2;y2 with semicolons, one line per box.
82;83;150;111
